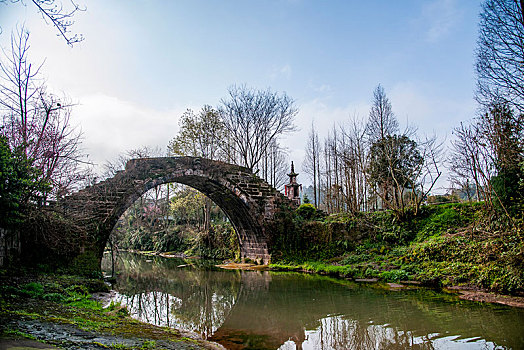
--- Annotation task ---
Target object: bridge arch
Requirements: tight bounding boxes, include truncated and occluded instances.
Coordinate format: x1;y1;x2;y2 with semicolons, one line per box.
61;157;290;265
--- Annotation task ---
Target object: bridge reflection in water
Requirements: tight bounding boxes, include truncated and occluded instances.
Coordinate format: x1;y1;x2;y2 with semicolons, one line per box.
104;253;524;350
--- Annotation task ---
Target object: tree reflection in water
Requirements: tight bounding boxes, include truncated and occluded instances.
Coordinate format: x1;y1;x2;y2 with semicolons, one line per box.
104;253;524;350
105;253;241;338
280;317;439;350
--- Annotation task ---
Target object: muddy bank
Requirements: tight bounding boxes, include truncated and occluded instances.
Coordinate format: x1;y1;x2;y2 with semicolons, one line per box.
0;337;58;349
1;317;224;350
444;286;524;308
215;262;268;271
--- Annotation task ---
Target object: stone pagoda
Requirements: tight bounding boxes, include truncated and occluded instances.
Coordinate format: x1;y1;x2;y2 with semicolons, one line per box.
284;161;302;206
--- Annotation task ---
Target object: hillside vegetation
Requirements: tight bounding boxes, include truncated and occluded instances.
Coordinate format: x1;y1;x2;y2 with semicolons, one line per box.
269;202;524;294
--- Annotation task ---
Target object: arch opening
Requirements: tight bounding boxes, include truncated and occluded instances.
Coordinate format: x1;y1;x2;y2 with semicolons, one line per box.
106;179;259;260
89;157;273;265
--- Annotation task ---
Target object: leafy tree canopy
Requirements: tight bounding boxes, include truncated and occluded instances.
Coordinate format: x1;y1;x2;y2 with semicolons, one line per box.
367;134;423;190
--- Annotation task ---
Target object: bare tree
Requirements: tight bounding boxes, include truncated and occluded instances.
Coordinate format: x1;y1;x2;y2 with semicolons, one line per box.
103;145;163;178
449;122;487;202
365;85;400;211
450;103;523;220
476;0;524;112
322;136;333;213
322;126;344;214
219;85;297;172
313;85;441;220
1;0;85;45
168;106;228;230
410;134;443;215
479;103;523;173
364;85;439;218
303;121;321;208
366;84;399;142
338;116;368;213
104;146;172;256
367;134;424;218
261;139;288;189
0;28;84;199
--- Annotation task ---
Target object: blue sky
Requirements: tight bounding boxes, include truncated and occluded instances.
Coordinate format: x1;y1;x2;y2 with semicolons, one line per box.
0;0;482;191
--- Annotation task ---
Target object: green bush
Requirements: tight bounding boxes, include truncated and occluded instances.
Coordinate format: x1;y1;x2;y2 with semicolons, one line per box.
340;254;370;265
491;167;524;215
296;203;318;220
416;206;461;240
363;267;380;278
475;264;524;293
0;135;49;229
270;201;523;294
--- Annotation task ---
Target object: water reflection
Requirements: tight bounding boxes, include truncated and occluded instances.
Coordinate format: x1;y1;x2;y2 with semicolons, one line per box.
103;253;524;349
104;253;240;337
279;317;500;350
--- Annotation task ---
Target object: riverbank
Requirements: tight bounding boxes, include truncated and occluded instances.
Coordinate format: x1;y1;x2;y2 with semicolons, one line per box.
267;202;524;304
103;252;524;349
125;249;524;309
0;272;225;350
268;261;524;308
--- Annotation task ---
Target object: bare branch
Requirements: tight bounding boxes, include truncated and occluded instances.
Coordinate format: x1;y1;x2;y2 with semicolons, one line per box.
219;85;297;171
1;0;85;46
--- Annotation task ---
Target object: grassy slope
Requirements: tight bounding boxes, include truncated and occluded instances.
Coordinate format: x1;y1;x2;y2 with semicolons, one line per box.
270;203;524;294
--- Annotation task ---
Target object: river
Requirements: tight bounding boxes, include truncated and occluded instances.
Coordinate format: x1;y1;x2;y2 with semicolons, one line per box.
102;252;524;350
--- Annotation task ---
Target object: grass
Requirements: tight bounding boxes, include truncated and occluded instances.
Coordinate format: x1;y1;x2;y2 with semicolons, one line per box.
270;261;357;277
1;329;37;340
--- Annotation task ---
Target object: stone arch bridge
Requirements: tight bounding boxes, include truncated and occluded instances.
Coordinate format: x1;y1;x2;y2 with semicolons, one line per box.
58;157;293;265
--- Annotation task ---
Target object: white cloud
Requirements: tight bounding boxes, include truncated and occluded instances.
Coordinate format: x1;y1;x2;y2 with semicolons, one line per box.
308;82;332;94
280;64;292;78
74;94;188;172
